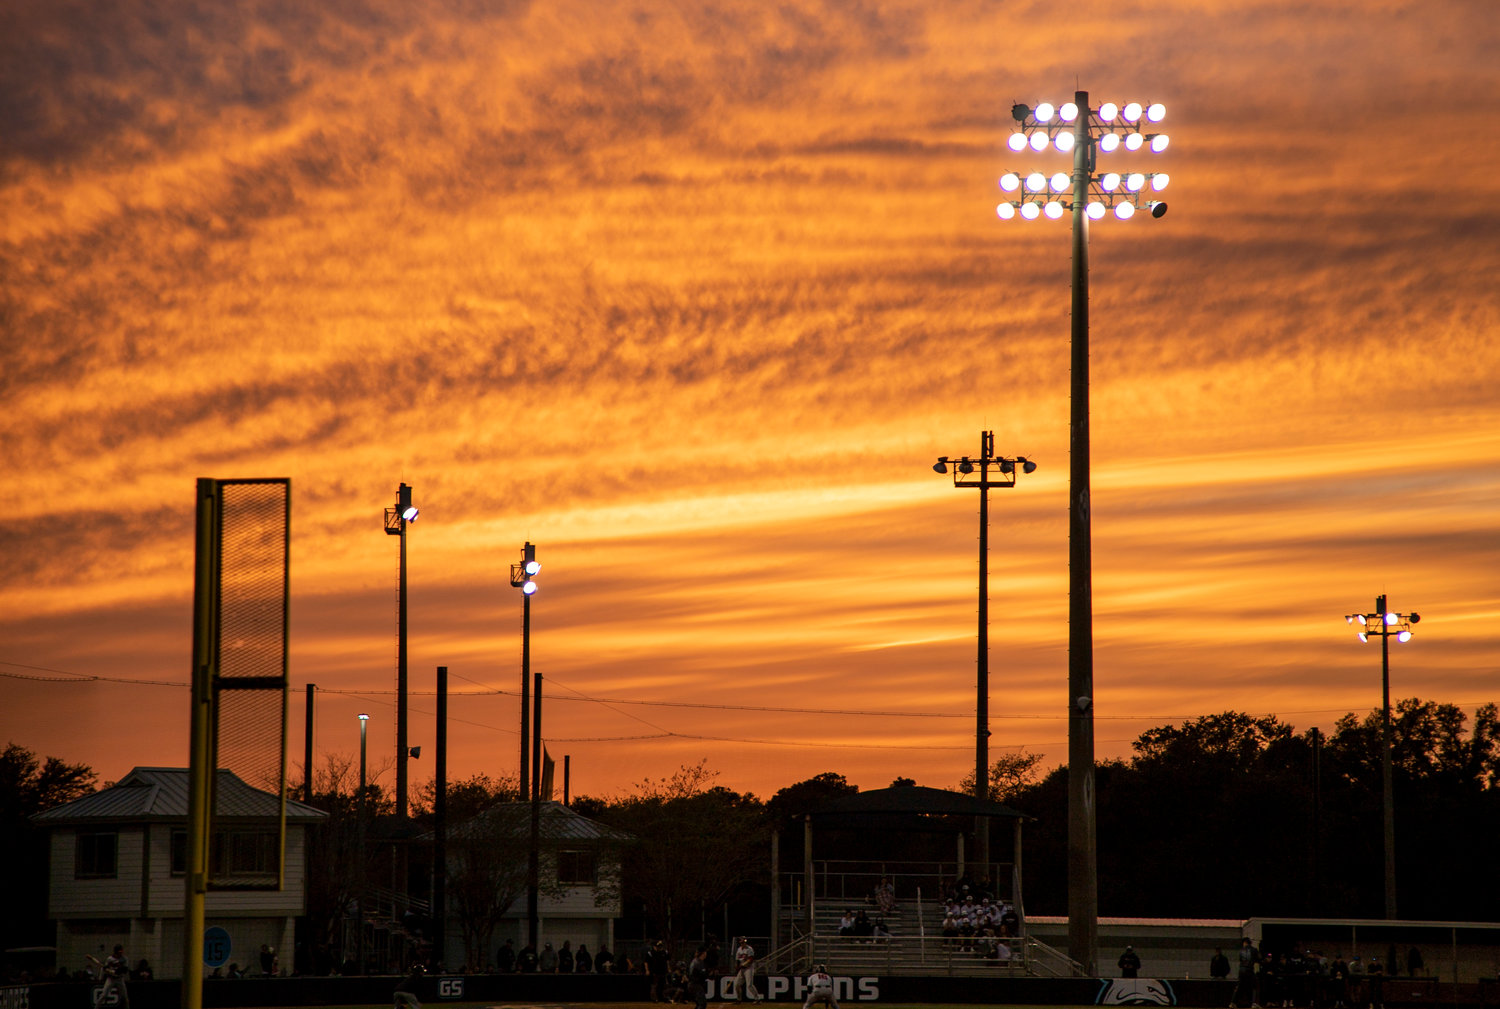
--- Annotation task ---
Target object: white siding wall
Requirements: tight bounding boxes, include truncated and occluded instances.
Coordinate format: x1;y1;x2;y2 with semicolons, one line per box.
141;823;310;917
49;827;145;917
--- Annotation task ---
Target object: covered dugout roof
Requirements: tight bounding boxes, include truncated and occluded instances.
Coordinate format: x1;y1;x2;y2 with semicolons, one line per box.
811;784;1032;823
31;766;326;825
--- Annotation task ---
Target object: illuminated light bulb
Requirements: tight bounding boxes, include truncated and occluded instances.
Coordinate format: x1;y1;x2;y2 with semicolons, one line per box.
1034;102;1055;122
1029;132;1048;151
1025;172;1046;192
1124;132;1144;151
1123;102;1143;122
1126;172;1146;191
996;202;1016;219
1397;629;1412;642
1115;202;1135;219
1054;131;1075;153
1086;202;1105;219
525;560;541;576
1151;134;1170;153
1099;133;1121;153
1060;102;1078;121
1147;103;1166;122
1358;632;1368;643
1050;172;1070;192
1151;173;1170;191
1008;133;1028;152
522;581;538;595
1044;201;1064;219
999;172;1020;191
1020;202;1041;219
1385;612;1399;626
1099;102;1118;122
1100;172;1121;191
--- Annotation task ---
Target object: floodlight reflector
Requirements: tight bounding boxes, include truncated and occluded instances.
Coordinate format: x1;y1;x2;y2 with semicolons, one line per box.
996;202;1016;219
1008;133;1028;152
1397;629;1412;642
1055;132;1075;153
1060;102;1079;121
1147;103;1166;122
525;560;541;576
1150;134;1170;153
1020;202;1041;219
1358;632;1369;643
522;580;537;595
1127;172;1146;191
1151;173;1170;191
1100;172;1121;191
1125;132;1144;151
1050;172;1070;192
1115;202;1135;219
1045;201;1064;219
1035;102;1055;123
1026;172;1046;192
1086;202;1105;219
1029;132;1048;151
1099;102;1118;122
402;505;419;521
1000;172;1020;191
1100;133;1121;153
1385;611;1399;625
1123;102;1143;122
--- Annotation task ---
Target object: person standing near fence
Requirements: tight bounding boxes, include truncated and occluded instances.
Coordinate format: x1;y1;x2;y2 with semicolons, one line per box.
730;937;763;1003
87;945;131;1009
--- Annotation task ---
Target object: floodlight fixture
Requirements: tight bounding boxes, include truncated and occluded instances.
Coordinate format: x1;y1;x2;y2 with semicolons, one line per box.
358;712;370;721
996;95;1172;223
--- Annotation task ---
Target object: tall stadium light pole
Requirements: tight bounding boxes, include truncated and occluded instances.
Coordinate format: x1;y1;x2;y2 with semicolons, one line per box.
384;482;419;820
999;92;1171;976
1344;594;1420;919
932;432;1037;875
510;542;540;797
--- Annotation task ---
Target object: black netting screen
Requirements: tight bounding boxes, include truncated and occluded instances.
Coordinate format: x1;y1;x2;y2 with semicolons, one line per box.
210;478;290;889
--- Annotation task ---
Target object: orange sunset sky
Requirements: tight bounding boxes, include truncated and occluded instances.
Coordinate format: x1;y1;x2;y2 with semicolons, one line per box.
3;0;1498;802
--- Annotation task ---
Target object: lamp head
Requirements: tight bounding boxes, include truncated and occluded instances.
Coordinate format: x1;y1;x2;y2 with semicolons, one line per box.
522;580;538;595
1021;458;1037;474
1409;613;1421;624
358;713;369;721
1011;103;1031;123
398;483;417;521
958;459;974;474
933;459;948;474
1150;201;1168;219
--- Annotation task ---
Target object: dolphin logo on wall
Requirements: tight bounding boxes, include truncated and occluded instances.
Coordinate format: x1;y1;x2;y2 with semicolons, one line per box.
1096;978;1176;1005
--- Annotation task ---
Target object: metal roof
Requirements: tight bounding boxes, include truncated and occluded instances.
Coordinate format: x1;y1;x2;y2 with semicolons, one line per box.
813;784;1032;820
429;801;633;843
31;766;327;825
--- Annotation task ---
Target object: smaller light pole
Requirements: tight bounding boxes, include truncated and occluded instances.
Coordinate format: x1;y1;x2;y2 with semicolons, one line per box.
357;712;370;799
356;711;369;973
933;430;1036;875
510;543;540;797
1344;594;1420;920
383;482;419;820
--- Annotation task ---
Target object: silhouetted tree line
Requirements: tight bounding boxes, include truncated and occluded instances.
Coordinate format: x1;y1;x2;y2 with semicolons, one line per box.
5;698;1497;960
1011;700;1500;920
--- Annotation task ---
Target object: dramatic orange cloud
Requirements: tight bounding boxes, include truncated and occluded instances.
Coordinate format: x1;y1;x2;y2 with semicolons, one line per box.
3;0;1498;800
